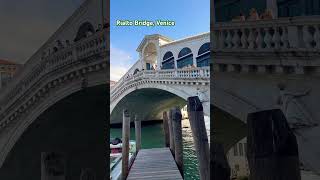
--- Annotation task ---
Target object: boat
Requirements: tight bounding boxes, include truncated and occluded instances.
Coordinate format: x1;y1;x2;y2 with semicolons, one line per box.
110;138;136;180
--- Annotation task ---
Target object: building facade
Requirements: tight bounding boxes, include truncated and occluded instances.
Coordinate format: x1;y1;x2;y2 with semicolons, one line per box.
226;137;249;179
215;0;320;22
0;59;20;89
117;32;210;82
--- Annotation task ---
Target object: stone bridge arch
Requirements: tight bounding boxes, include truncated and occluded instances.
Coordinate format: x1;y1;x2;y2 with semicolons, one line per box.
111;82;210;124
110;68;210;124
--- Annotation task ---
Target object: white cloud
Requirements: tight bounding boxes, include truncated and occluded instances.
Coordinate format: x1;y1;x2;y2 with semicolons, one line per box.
110;45;134;81
110;66;128;81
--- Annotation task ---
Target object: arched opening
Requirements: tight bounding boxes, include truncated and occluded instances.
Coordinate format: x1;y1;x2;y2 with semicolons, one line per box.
111;88;187;124
74;22;95;42
0;85;107;180
212;105;247;152
161;51;174;69
143;43;157;70
177;47;193;69
196;42;210;67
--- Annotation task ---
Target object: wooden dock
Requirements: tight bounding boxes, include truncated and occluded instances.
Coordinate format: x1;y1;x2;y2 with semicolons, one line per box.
126;148;183;180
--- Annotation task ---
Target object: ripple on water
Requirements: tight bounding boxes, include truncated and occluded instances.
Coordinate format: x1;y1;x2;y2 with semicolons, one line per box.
182;119;200;180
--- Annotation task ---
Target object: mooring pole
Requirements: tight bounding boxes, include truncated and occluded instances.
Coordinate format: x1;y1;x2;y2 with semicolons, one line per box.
187;96;210;180
134;115;141;152
163;111;170;147
172;107;184;176
247;109;301;180
168;109;175;156
212;142;230;180
122;109;130;180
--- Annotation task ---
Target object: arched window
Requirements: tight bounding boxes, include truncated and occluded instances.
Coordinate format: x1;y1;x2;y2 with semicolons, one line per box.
177;47;193;68
162;51;174;69
74;22;95;42
196;42;210;67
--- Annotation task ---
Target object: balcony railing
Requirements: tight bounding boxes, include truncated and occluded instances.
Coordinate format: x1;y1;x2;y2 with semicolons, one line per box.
110;67;210;100
212;16;320;51
0;30;107;110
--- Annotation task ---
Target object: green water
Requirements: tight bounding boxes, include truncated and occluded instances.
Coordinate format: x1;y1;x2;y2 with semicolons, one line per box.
110;121;200;179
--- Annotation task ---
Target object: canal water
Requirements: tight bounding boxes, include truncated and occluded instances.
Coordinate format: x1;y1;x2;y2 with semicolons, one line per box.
110;117;210;180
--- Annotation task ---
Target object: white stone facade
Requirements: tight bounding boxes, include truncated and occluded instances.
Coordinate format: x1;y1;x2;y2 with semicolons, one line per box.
0;0;107;168
117;32;210;82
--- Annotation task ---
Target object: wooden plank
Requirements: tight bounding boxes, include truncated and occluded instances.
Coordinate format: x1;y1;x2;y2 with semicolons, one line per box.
127;148;183;180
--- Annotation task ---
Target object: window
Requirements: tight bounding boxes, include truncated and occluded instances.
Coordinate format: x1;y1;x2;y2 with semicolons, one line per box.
146;63;151;70
235;164;240;171
233;144;238;156
162;51;175;69
197;42;210;67
239;143;243;156
1;72;12;87
163;51;173;61
177;47;193;68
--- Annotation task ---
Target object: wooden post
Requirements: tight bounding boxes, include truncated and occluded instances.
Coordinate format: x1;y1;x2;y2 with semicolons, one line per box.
247;109;301;180
211;143;230;180
134;115;141;152
187;96;210;180
168;109;175;156
163;111;170;147
122;109;130;180
172;107;184;176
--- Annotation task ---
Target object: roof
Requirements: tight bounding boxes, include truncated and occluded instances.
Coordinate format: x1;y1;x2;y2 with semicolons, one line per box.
0;59;17;65
136;34;172;52
160;32;210;48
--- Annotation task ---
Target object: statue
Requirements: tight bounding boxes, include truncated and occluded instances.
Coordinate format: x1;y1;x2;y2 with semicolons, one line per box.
276;83;316;129
196;88;209;103
277;84;320;174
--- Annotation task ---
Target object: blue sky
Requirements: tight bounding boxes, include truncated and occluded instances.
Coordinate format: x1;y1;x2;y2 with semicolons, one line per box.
110;0;210;81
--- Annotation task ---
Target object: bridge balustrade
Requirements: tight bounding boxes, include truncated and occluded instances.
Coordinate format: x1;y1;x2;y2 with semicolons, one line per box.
110;67;210;101
213;16;320;51
0;31;106;121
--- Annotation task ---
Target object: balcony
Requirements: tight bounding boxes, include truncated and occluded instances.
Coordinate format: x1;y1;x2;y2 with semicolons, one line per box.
212;16;320;75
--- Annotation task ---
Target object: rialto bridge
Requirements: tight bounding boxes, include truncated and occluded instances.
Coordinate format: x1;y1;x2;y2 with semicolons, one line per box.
212;16;320;175
0;0;108;179
110;33;210;124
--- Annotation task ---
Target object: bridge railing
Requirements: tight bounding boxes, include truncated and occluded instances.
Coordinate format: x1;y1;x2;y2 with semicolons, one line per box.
110;67;210;100
0;30;106;112
213;16;320;51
